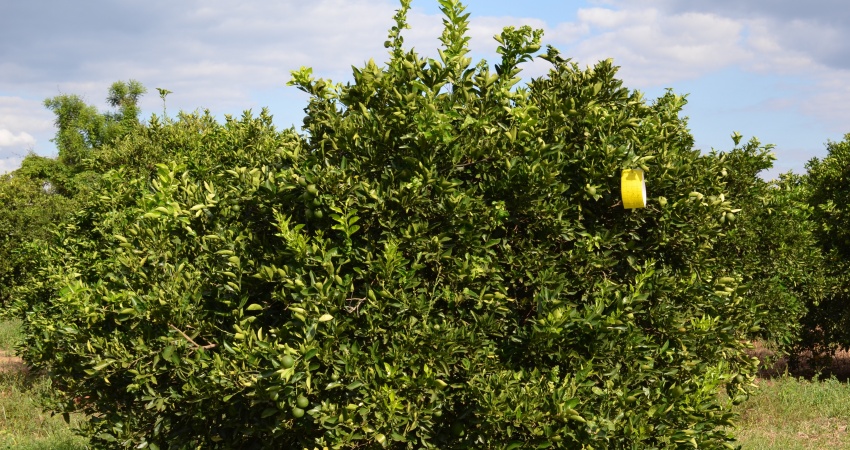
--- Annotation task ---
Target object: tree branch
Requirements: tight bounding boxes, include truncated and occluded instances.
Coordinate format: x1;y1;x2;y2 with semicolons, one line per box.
169;323;216;350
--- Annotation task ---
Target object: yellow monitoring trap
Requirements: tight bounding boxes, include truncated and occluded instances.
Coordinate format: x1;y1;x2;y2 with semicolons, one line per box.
621;169;646;209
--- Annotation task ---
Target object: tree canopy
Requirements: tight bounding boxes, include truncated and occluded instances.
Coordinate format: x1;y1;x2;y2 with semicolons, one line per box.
2;1;849;448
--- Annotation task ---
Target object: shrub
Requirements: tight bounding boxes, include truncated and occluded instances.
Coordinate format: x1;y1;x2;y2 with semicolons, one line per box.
16;1;779;448
0;170;76;308
0;81;153;308
799;134;850;360
15;109;303;448
714;137;824;354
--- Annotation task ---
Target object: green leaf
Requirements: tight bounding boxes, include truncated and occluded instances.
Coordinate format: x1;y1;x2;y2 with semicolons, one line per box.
93;359;114;371
375;433;387;447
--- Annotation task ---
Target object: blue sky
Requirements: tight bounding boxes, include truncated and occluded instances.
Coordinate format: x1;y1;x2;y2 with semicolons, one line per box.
1;0;848;177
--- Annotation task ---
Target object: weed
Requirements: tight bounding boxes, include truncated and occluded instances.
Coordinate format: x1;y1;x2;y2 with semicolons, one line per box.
0;320;87;449
734;376;850;449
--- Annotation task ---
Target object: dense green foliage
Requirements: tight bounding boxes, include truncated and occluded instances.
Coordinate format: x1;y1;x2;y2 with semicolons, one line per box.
715;138;824;353
15;110;302;449
712;132;850;366
799;134;850;359
9;2;795;448
0;81;147;310
0;171;76;307
807;135;850;258
40;79;146;196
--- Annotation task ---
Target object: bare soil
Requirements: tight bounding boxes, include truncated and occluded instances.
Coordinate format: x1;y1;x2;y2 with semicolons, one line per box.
0;350;27;375
750;343;850;381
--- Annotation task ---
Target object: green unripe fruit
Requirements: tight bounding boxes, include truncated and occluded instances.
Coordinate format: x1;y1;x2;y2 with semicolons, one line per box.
296;395;309;409
306;184;318;196
313;209;323;219
297;176;307;186
292;407;305;418
281;355;295;369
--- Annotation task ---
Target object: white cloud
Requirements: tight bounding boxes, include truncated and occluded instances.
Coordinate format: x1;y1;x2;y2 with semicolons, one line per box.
578;7;638;28
0;156;24;175
0;97;52;172
563;7;751;86
800;70;850;134
0;0;404;114
535;1;850;156
1;0;847;175
741;18;827;74
549;21;591;45
0;97;53;135
0;130;36;148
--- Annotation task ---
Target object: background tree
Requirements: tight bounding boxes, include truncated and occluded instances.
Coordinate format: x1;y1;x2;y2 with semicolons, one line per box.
106;79;146;123
714;136;825;355
0;170;76;307
799;134;850;363
42;80;146;195
0;81;149;310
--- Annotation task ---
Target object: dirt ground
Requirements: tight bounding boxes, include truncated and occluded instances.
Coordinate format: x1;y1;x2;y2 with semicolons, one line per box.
0;350;27;374
750;343;850;381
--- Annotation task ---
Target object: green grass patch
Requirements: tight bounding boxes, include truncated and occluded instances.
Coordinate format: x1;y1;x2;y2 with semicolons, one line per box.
0;318;22;351
0;319;87;449
734;376;850;449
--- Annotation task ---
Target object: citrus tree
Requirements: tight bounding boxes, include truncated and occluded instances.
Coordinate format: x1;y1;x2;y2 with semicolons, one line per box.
713;136;825;355
0;81;148;310
0;170;76;307
15;1;782;448
799;134;850;361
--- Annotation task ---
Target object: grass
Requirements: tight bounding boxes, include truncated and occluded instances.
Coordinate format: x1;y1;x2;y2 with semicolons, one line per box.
2;319;850;448
0;318;22;352
733;375;850;449
0;319;87;450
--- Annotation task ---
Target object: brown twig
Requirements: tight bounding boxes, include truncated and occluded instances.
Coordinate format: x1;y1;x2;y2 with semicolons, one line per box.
345;297;367;314
169;323;216;350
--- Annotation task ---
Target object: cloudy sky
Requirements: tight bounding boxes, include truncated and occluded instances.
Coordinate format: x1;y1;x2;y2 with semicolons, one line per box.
1;0;847;177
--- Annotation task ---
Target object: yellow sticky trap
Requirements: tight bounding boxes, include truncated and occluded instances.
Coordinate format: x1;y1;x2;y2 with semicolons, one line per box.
621;169;646;209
